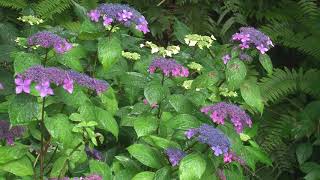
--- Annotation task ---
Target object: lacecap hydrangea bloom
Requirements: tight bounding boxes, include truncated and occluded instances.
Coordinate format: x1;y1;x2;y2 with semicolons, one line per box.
148;58;189;77
88;3;149;34
0;120;25;145
185;124;231;156
165;148;186;166
232;27;274;54
184;34;216;49
201;102;252;133
15;66;109;97
28;31;72;54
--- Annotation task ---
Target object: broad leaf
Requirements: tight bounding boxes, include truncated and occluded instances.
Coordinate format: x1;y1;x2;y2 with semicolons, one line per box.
99;87;119;115
179;153;207;180
133;116;157;137
149;135;181;149
296;143;313;165
13;52;40;75
144;84;169;105
259;54;273;75
50;156;68;177
0;156;33;177
98;36;122;71
0;145;28;164
154;166;171;180
132;171;155;180
56;45;86;72
226;59;247;89
167;114;200;130
240;80;264;113
173;19;191;43
127;144;162;169
89;160;112;180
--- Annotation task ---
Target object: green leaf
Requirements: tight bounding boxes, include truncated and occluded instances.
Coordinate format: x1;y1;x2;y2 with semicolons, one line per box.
133;116;158;137
259;54;273;75
45;114;81;149
245;146;272;166
304;169;320;180
149;135;181;149
168;94;193;113
50;156;68;178
114;169;137;180
300;162;320;174
132;171;155;180
296;143;313;165
13;52;41;75
144;84;169;105
127;144;162;169
55;86;91;108
56;45;85;72
0;156;33;177
154;166;171;180
226;59;247;89
89;160;112;180
98;36;122;71
240;80;264;113
179;153;207;180
0;145;28;164
9;94;40;125
173;19;191;43
167;114;200;130
99;87;119;115
79;19;100;40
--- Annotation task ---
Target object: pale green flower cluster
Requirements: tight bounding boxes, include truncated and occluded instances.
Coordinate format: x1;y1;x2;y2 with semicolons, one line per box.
219;87;238;97
141;41;180;57
182;80;193;90
122;51;141;60
187;62;203;72
15;37;30;49
184;34;216;49
17;15;44;25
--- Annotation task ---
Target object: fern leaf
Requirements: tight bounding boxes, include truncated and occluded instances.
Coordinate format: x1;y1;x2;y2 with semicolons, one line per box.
0;0;27;9
34;0;73;19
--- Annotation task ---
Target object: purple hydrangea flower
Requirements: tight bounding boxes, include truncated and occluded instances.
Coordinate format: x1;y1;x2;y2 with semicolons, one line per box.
0;120;25;145
239;52;252;62
222;54;231;64
16;66;109;96
185;124;231;156
88;3;150;34
148;58;189;77
85;146;103;160
28;31;72;54
50;174;102;180
165;148;186;166
0;82;3;90
223;151;245;165
232;27;274;54
201;102;252;133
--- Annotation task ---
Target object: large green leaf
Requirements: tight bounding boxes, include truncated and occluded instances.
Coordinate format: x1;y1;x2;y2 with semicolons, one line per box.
144;84;169;105
226;59;247;89
13;52;41;75
8;94;40;125
56;45;86;72
179;153;207;180
154;166;171;180
133;116;158;137
168;94;193;113
55;86;91;108
45;114;81;149
296;143;313;165
98;36;122;71
0;145;28;164
127;144;162;169
99;87;118;115
173;19;191;44
259;54;273;75
50;155;68;178
149;135;181;149
167;114;200;130
89;160;112;180
132;171;155;180
0;156;33;177
240;80;264;113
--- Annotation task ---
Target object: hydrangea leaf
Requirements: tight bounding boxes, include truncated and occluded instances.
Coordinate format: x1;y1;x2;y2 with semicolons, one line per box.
8;94;40;125
168;94;193;113
179;153;207;180
0;144;28;164
50;155;68;178
0;156;33;177
173;19;191;44
56;45;86;72
127;144;162;169
226;59;247;89
133;116;157;137
99;87;119;115
132;171;155;180
154;166;171;180
12;52;41;75
98;36;122;72
89;160;112;180
240;80;264;113
166;114;200;130
144;84;169;105
296;143;313;165
259;54;273;75
148;135;181;150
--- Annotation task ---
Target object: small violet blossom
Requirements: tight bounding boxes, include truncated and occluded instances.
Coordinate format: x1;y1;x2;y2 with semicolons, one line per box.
165;148;186;166
148;58;189;77
15;77;31;94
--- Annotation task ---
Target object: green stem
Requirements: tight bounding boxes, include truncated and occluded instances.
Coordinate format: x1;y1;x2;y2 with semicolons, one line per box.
39;97;46;180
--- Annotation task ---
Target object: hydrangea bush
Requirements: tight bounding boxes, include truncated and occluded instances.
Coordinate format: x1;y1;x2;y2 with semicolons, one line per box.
0;3;275;180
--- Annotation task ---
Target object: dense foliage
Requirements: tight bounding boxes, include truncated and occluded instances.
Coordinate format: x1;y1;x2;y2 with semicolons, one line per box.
0;0;319;180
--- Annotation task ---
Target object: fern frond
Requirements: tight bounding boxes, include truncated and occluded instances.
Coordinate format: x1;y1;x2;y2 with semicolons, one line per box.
34;0;73;19
62;21;81;33
0;0;27;9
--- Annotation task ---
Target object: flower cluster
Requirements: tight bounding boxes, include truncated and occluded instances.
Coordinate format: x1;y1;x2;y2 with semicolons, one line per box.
85;146;103;160
148;58;189;77
165;148;186;166
17;15;44;25
50;174;102;180
141;41;180;57
185;124;231;156
222;52;252;65
201;102;252;133
222;54;231;64
0;120;25;145
28;31;72;54
232;27;274;54
88;3;149;34
187;62;203;72
223;151;245;165
184;34;216;49
15;66;109;97
122;51;141;60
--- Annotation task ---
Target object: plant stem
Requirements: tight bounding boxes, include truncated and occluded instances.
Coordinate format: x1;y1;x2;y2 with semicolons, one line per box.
39;97;46;180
